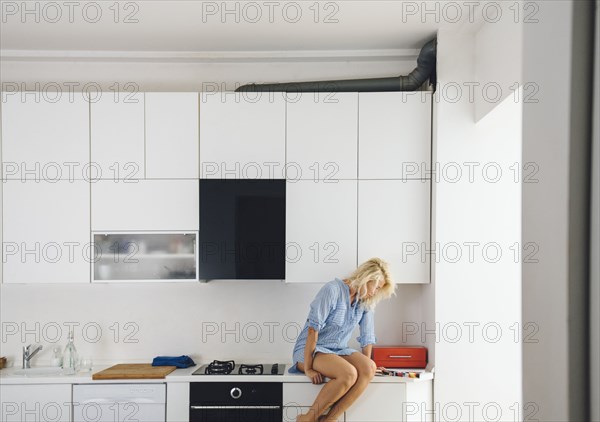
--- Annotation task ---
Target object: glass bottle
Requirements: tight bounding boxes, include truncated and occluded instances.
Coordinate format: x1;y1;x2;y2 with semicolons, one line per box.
51;347;63;367
62;328;79;375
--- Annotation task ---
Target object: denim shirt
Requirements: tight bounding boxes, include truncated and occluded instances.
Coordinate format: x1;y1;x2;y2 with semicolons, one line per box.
289;278;377;372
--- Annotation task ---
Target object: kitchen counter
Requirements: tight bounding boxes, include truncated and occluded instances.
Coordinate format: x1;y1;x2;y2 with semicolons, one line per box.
0;363;433;385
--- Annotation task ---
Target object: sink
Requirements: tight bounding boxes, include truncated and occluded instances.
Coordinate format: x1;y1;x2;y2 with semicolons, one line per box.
12;367;65;377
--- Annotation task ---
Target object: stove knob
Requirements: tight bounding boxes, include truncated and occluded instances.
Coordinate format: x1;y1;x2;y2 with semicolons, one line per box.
230;387;242;400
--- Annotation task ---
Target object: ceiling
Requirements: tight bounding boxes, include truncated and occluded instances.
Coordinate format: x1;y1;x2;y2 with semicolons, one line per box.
0;1;469;57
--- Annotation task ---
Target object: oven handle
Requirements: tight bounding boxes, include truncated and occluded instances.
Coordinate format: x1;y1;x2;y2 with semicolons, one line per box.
190;406;281;410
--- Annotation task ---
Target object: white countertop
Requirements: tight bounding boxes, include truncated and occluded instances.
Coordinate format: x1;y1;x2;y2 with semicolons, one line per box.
0;364;432;385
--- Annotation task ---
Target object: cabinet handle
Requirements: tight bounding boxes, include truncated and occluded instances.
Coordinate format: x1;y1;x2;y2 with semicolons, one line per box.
388;355;412;358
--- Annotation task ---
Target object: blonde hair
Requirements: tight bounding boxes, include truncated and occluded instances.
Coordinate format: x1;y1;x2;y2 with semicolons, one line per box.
346;257;395;310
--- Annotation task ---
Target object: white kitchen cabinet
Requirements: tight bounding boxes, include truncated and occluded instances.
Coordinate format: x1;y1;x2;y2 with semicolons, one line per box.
2;180;91;283
345;381;434;422
344;383;406;422
286;180;357;283
358;180;431;284
166;382;189;422
282;383;324;421
200;93;285;179
73;383;166;422
1;93;89;181
405;380;434;422
93;232;198;282
91;180;199;231
359;92;432;179
283;406;313;422
0;383;72;422
286;92;358;180
90;93;145;180
146;93;199;179
283;383;323;407
283;380;433;422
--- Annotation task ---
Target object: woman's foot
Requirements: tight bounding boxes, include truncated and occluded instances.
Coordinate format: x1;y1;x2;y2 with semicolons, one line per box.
318;412;341;422
296;412;317;422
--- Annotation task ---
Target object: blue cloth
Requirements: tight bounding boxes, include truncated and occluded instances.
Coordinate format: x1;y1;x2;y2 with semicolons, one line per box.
289;278;376;374
152;355;196;368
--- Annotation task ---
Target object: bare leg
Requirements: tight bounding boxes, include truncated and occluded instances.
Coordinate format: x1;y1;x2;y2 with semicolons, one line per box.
320;352;376;421
295;354;358;422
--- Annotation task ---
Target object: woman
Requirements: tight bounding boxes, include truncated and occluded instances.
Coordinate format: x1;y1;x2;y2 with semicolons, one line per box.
289;258;396;422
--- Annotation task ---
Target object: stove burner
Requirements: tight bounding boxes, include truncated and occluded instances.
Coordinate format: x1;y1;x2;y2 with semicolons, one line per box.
192;361;285;376
205;359;235;375
239;364;263;375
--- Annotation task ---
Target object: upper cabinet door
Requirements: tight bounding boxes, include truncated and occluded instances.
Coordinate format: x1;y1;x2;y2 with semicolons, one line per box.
146;93;199;179
2;180;91;283
359;92;431;179
1;93;89;181
91;180;199;231
200;93;285;179
358;180;431;284
286;93;358;181
91;93;145;180
286;180;357;283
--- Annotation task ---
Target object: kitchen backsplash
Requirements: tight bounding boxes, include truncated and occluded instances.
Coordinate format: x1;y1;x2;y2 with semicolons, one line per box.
0;281;428;366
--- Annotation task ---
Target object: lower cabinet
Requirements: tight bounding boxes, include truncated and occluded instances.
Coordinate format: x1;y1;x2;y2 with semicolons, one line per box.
283;380;433;422
344;383;406;421
0;384;72;422
0;380;432;422
72;383;166;422
282;405;312;422
166;382;189;422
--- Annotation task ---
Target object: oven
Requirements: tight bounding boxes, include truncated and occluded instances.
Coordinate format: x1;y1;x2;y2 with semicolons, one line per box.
189;382;282;422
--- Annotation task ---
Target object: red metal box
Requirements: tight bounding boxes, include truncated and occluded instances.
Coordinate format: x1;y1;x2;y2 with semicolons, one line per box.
372;346;427;369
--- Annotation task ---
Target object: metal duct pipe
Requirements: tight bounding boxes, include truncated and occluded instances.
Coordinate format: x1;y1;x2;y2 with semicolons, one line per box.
236;38;437;93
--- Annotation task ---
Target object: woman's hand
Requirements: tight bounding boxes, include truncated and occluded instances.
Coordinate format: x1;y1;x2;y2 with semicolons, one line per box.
305;368;324;384
375;366;387;375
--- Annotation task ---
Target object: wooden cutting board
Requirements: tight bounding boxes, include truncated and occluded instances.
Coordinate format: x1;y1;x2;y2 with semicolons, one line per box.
92;364;176;380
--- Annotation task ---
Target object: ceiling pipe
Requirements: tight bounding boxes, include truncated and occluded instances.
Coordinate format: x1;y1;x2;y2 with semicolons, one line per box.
236;38;437;93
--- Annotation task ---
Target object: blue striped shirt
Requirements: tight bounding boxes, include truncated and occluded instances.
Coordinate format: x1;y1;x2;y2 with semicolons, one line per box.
289;278;377;373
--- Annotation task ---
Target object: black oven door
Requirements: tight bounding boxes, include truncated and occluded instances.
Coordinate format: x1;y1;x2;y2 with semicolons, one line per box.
190;382;283;422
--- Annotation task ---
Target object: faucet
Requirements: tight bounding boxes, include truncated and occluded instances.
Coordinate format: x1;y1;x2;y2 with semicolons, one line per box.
22;344;43;369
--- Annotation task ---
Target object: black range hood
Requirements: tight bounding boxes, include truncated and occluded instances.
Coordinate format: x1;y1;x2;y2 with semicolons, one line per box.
198;179;286;280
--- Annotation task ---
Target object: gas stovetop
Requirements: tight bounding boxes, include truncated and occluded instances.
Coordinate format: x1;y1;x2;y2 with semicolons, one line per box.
192;360;286;376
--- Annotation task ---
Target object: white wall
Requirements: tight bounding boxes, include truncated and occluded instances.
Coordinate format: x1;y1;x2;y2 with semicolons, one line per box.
0;58;418;92
474;2;523;122
0;281;427;366
521;1;586;420
433;24;522;421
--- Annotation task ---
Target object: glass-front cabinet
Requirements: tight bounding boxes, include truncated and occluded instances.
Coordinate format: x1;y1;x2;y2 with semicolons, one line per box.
92;232;198;282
